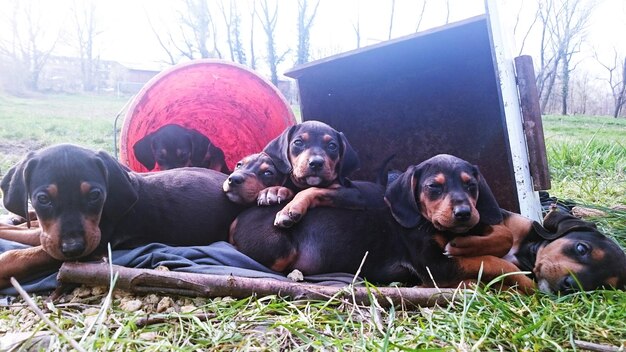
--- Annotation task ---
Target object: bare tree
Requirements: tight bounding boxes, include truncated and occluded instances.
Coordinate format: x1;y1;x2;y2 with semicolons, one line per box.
535;0;593;115
250;0;257;69
554;0;594;115
352;0;361;48
513;0;540;56
0;0;60;91
147;0;221;63
596;49;626;118
71;0;101;92
296;0;320;65
388;0;396;40
444;0;450;24
415;0;427;32
218;0;235;62
230;2;246;65
258;0;289;85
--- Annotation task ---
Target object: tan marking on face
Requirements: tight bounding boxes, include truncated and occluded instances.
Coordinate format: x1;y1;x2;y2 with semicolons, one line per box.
460;172;472;183
39;219;63;259
419;172;479;233
81;214;102;256
322;134;333;142
534;239;585;290
39;214;101;261
80;182;91;195
289;133;338;187
159;149;167;157
47;184;58;198
259;163;270;172
591;247;606;262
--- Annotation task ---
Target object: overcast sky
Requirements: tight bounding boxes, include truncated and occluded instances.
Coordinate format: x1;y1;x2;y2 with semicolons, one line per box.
2;0;625;78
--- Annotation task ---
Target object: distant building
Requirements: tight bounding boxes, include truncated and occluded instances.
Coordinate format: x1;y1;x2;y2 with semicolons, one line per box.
38;56;164;95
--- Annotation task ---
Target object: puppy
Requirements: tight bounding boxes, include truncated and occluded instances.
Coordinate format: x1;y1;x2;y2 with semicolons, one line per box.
501;208;626;293
259;120;361;227
0;144;246;288
133;124;229;172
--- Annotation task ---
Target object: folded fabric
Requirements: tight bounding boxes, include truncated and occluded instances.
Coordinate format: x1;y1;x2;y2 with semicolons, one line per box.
0;240;358;296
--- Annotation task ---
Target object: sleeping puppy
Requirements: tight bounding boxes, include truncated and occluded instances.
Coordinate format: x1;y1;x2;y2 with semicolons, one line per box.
133;124;229;172
501;208;626;293
0;144;246;288
223;152;291;205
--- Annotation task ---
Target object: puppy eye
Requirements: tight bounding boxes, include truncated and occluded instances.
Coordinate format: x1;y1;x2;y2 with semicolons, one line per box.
36;193;51;205
327;142;338;151
88;189;102;202
235;162;243;169
427;184;443;194
575;242;590;256
465;183;477;192
293;139;304;147
262;170;274;177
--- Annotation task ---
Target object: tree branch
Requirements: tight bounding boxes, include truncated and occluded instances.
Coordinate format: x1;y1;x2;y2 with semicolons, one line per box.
57;262;456;308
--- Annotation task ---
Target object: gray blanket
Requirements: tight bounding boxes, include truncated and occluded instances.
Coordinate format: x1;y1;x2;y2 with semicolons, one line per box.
0;239;358;296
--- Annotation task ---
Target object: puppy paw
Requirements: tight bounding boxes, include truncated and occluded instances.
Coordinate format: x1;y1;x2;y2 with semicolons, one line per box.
274;208;304;228
257;186;294;206
443;237;479;257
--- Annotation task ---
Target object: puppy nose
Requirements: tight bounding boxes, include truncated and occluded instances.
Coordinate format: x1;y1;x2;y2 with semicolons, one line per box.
308;156;325;170
228;174;244;185
61;236;86;258
453;205;472;221
559;275;578;292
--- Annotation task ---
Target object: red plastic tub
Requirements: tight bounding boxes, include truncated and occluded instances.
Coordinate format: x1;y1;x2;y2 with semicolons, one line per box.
120;59;296;172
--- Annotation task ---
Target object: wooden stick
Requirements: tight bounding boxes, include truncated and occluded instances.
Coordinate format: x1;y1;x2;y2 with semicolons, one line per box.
573;340;621;352
57;262;455;308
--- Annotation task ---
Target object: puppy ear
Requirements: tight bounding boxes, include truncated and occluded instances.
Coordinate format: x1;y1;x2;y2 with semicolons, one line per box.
337;132;360;185
384;165;421;228
263;125;296;175
133;133;156;170
189;130;210;166
95;151;139;221
1;153;36;219
542;209;597;238
473;166;503;225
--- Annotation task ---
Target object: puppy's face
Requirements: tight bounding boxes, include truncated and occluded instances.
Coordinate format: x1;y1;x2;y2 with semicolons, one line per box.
151;131;194;170
223;153;285;204
26;149;107;260
534;231;626;293
417;158;481;233
288;125;342;188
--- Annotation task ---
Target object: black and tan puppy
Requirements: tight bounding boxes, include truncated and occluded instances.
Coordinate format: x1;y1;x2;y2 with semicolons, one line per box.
231;154;534;291
499;208;626;293
222;152;291;205
0;144;245;288
258;120;361;227
133;124;229;172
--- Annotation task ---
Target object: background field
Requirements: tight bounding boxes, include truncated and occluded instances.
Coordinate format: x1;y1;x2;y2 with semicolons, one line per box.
0;93;625;350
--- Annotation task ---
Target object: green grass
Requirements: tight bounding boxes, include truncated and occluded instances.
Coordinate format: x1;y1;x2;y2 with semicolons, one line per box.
0;93;128;175
0;97;625;351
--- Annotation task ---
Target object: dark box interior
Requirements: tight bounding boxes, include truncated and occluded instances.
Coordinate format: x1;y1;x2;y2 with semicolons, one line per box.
286;15;521;212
